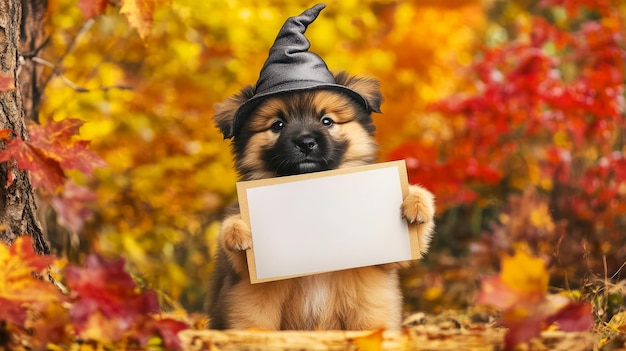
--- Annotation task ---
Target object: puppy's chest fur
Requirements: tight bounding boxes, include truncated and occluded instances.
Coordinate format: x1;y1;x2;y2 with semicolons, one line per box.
281;275;333;329
273;267;401;330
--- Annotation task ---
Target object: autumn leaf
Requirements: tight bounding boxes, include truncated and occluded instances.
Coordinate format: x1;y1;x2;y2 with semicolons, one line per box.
120;0;167;39
351;329;384;351
51;181;97;234
28;119;108;175
0;236;58;305
147;317;190;350
499;251;548;296
545;299;594;332
64;254;188;348
65;255;158;328
0;119;107;192
0;236;70;348
0;132;67;191
0;74;15;91
477;252;593;349
77;0;108;19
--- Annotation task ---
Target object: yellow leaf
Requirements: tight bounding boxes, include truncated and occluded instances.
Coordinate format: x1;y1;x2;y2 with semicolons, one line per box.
120;0;166;39
501;251;549;294
0;236;60;303
352;329;383;351
607;311;626;332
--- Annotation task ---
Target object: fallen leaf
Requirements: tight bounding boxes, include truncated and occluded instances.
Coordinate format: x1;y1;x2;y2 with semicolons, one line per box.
351;329;383;351
150;318;190;350
607;311;626;332
546;301;594;332
477;251;594;350
500;251;548;301
64;254;187;347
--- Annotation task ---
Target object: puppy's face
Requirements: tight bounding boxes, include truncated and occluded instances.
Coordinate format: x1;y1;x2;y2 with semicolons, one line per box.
214;73;383;180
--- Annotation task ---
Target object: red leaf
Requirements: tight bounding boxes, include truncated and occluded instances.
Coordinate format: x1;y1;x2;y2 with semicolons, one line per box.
0;236;68;346
51;181;97;234
501;313;545;350
65;254;160;338
77;0;108;19
0;120;107;192
28;119;108;174
546;302;594;332
0;297;27;326
475;276;521;311
152;318;189;350
0;134;67;191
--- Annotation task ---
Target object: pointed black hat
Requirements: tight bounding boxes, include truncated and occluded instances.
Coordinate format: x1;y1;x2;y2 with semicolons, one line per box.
229;3;370;138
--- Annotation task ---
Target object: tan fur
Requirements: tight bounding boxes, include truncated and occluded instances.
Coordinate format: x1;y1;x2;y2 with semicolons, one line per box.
209;72;435;330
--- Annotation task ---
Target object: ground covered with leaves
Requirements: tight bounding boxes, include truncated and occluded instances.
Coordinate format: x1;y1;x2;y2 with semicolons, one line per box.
1;236;624;350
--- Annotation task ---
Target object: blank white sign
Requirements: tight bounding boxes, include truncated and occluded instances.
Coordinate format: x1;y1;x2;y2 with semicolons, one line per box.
236;160;419;283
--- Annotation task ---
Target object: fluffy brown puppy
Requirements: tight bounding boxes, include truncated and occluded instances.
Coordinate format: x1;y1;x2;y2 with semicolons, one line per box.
207;72;436;330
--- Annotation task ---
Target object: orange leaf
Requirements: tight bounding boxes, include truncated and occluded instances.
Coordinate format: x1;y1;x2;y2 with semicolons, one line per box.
0;236;62;324
77;0;108;19
476;251;548;310
0;74;15;91
352;329;384;351
0;129;14;140
120;0;166;39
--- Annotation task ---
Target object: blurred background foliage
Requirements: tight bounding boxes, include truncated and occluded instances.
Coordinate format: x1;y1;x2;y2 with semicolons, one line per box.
37;0;625;318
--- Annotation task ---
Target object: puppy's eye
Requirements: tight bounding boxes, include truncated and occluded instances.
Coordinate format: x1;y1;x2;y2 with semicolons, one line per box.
321;116;334;127
271;120;285;132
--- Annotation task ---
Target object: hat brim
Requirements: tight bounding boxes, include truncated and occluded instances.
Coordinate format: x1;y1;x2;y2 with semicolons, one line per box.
230;82;369;138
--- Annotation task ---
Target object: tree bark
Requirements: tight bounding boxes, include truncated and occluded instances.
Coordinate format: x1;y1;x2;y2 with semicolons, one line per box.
19;0;47;123
0;0;49;254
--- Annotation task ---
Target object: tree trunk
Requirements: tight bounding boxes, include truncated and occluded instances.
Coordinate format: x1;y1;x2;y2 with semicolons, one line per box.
19;0;47;123
0;0;49;254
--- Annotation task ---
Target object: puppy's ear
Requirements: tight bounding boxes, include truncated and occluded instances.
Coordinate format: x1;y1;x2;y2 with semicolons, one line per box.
213;85;255;139
334;71;383;113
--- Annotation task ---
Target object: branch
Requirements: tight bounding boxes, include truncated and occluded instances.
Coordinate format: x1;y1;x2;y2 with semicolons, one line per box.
31;57;132;93
35;19;94;92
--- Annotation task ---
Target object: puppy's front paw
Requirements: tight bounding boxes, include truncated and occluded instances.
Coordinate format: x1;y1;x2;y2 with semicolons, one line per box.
402;185;435;255
402;185;435;224
221;215;252;252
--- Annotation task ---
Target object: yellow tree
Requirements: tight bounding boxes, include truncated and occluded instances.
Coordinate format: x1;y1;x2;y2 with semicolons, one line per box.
38;0;484;310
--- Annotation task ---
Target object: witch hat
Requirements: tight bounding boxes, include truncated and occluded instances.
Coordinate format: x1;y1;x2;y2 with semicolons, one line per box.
229;3;370;138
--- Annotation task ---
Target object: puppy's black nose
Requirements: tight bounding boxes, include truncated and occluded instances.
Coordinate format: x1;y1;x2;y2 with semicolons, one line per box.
295;136;318;155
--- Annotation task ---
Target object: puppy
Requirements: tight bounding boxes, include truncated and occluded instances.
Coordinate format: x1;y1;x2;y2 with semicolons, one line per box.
207;72;436;330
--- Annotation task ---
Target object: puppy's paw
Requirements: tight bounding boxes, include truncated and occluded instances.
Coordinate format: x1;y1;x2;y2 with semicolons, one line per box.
402;185;435;255
221;214;252;252
402;185;435;224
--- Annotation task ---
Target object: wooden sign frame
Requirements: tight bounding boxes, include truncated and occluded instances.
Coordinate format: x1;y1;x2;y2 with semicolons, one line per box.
236;160;419;284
